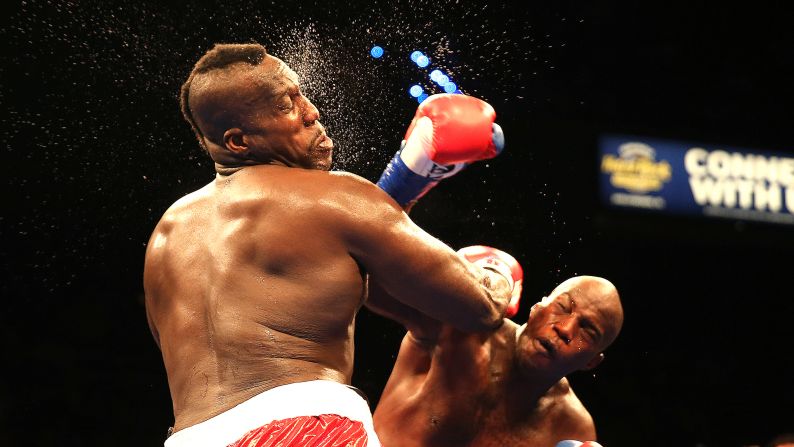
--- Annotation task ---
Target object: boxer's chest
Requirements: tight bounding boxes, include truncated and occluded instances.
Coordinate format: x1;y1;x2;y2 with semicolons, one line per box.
469;400;554;447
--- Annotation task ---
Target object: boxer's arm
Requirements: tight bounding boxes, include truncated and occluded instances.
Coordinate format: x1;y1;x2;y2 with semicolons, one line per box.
365;174;442;342
551;384;598;442
366;280;443;344
366;244;523;341
557;411;596;442
143;226;164;349
145;303;161;349
333;174;510;332
364;186;442;342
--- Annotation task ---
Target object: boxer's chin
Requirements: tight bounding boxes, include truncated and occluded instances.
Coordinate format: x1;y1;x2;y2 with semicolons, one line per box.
310;148;333;171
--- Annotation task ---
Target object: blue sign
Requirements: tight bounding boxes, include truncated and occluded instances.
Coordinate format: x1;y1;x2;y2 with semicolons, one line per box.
598;134;794;225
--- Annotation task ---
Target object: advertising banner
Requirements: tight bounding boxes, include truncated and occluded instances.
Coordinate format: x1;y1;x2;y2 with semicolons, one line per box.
599;134;794;225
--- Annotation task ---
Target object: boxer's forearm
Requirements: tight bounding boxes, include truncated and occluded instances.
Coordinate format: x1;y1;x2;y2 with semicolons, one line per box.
359;224;509;332
368;194;512;333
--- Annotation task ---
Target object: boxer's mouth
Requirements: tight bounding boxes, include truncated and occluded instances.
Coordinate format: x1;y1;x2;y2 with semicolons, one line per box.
538;338;557;358
315;134;334;151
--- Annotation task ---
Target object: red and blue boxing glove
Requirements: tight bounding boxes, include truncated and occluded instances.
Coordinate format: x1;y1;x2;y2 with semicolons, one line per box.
457;245;523;318
376;93;505;207
556;441;604;447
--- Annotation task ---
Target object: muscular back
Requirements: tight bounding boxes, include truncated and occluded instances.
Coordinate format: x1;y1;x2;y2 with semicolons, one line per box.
144;165;368;430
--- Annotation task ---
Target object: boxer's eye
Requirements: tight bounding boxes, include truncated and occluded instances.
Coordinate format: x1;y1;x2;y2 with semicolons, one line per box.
279;100;293;112
557;302;569;313
585;329;596;342
581;322;599;343
277;94;294;112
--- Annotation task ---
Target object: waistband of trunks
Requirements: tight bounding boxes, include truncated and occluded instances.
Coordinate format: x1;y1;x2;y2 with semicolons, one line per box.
164;380;380;447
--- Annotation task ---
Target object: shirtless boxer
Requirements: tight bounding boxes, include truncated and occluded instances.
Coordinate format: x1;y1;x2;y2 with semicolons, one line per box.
143;43;516;447
370;273;624;446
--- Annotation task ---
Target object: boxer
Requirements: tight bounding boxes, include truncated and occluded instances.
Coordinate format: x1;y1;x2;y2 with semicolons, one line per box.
144;43;516;446
370;274;624;446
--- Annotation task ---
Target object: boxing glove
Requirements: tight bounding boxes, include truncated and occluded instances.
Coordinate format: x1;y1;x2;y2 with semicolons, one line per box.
377;94;505;207
556;441;604;447
457;245;523;318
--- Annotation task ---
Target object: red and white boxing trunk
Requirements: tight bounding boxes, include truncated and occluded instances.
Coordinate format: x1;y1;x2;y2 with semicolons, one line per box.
164;380;381;447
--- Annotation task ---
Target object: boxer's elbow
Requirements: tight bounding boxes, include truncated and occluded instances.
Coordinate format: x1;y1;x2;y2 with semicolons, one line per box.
456;291;504;333
479;293;506;331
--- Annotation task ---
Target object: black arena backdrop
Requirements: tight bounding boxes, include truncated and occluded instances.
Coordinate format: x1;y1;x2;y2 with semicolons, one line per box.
2;1;792;446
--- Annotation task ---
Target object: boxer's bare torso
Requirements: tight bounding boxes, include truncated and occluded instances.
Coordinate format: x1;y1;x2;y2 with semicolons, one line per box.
145;166;368;431
373;320;595;447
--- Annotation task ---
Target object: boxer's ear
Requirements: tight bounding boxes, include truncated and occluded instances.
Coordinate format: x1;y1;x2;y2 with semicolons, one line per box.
224;128;247;154
581;353;604;371
530;296;550;314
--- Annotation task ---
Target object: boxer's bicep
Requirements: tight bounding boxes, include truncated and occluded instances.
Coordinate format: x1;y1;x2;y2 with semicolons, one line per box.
553;392;597;442
144;298;161;349
143;232;162;349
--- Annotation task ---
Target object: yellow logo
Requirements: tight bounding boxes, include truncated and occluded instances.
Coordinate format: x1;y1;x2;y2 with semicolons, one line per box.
601;142;672;193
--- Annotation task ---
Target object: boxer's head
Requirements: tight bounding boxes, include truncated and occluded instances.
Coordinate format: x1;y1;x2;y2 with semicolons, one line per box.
180;43;332;171
516;276;623;380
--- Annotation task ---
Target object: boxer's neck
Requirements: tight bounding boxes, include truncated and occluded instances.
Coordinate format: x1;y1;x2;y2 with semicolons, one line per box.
506;325;561;405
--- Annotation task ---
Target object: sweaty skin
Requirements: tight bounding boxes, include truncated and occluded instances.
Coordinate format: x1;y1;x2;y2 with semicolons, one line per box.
144;51;512;433
372;276;623;447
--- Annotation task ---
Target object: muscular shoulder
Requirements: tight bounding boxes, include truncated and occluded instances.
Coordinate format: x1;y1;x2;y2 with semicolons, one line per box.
159;181;218;225
543;379;596;440
315;170;402;215
241;166;400;219
148;184;213;247
433;317;516;352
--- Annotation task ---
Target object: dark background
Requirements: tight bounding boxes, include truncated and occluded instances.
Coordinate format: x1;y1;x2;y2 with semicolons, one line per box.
2;1;793;446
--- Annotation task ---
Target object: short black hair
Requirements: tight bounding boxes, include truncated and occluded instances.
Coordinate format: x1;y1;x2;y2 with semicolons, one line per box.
179;43;268;152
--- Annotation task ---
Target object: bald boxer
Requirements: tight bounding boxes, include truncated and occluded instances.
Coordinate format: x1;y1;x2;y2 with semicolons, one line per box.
370;274;624;446
143;43;516;447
